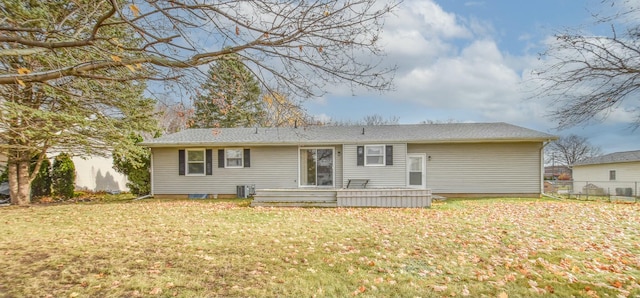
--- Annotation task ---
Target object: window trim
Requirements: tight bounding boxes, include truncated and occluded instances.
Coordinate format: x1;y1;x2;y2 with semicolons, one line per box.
186;148;206;176
364;144;385;167
225;148;244;169
609;170;616;181
298;146;335;188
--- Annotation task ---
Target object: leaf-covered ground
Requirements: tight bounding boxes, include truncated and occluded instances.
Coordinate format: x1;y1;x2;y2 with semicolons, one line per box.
0;198;638;297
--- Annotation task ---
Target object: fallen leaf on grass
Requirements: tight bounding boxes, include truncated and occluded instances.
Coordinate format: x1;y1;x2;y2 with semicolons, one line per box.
497;292;508;298
149;287;162;295
461;285;470;296
352;285;366;296
610;280;622;288
433;285;447;292
545;285;555;293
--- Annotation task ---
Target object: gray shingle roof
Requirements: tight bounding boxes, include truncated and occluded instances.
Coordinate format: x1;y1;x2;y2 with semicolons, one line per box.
141;122;557;147
573;150;640;166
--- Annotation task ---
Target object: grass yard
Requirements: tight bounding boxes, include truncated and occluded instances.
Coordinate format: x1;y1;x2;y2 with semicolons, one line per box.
0;198;639;297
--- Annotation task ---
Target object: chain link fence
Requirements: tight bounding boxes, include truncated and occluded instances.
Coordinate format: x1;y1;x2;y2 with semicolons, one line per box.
544;180;639;202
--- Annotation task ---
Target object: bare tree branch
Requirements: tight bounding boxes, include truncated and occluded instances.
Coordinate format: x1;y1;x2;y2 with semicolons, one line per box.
532;1;640;128
546;134;602;168
1;0;398;97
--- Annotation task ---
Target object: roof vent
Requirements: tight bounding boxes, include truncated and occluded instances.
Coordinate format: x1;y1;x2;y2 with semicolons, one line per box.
362;127;365;135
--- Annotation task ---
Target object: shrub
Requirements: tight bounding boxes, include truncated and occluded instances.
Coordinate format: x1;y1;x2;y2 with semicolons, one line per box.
31;157;52;198
113;134;151;196
51;153;76;199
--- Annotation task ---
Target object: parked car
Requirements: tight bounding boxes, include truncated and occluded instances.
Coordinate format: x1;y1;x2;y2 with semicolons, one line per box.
0;182;9;204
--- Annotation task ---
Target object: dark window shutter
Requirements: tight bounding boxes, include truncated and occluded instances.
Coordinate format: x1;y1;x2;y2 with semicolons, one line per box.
357;146;364;166
385;145;393;166
206;149;213;175
218;149;225;168
243;149;251;168
178;149;185;175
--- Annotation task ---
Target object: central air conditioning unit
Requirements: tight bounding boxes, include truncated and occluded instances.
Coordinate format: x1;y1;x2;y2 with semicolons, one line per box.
236;185;255;198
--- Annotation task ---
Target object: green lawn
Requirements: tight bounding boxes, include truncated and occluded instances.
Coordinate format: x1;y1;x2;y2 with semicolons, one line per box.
0;198;638;297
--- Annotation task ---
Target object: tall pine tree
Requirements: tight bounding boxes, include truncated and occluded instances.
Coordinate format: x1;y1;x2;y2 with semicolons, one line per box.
192;57;264;128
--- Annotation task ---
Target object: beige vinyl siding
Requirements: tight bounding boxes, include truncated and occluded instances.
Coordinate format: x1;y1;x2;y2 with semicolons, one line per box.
572;162;640;194
407;142;542;194
152;145;344;195
342;143;407;188
152;146;299;195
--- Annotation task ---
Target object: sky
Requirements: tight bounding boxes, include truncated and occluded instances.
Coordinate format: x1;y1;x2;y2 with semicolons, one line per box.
303;0;640;154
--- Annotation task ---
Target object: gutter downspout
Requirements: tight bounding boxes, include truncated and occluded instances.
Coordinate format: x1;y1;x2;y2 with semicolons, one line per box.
150;149;154;197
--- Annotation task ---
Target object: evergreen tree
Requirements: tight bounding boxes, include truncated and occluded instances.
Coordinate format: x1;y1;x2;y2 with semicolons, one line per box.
1;0;395;204
30;157;51;198
0;1;157;205
0;167;7;184
51;153;76;199
113;134;151;196
192;57;265;128
0;157;51;198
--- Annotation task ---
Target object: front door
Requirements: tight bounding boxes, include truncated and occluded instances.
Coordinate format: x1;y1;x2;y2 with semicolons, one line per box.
407;154;426;188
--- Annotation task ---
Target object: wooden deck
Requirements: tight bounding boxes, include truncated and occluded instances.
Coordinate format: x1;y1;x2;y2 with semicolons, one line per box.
251;188;432;208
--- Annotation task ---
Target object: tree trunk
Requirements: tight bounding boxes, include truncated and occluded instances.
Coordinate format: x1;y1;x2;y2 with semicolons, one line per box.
9;160;31;206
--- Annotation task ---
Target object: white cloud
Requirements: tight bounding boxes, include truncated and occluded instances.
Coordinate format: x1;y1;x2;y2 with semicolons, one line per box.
600;106;639;125
312;113;332;123
389;1;472;40
395;40;524;113
315;0;549;126
312;0;635;138
376;0;563;127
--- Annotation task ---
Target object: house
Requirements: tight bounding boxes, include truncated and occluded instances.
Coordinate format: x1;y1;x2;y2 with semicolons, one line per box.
141;122;557;207
572;150;640;197
73;156;128;192
0;151;6;171
544;165;572;180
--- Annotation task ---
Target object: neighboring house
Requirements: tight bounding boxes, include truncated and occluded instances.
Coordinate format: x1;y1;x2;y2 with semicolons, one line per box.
0;149;127;192
141;122;556;205
544;165;572;180
73;156;128;192
572;150;640;197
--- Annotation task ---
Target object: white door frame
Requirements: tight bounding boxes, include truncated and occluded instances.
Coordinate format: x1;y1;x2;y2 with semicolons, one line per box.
297;147;335;188
406;153;427;189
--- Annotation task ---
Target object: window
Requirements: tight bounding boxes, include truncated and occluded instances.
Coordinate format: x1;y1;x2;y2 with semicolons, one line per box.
299;148;334;187
610;170;616;181
187;149;205;175
365;145;385;166
225;148;243;168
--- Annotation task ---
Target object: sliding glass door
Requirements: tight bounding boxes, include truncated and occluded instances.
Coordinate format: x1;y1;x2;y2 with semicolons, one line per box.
299;148;334;187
